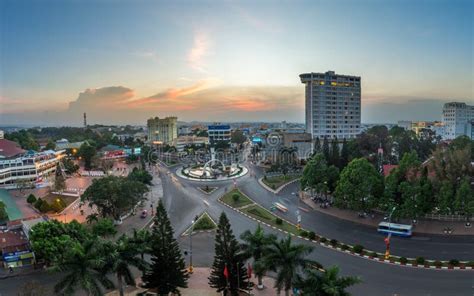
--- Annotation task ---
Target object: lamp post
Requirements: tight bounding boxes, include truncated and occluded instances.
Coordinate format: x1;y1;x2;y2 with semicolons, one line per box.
385;206;396;259
189;219;195;274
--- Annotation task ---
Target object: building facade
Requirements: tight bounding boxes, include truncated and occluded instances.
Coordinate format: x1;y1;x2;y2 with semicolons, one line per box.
442;102;474;140
147;116;178;145
0;139;65;189
172;136;209;152
208;124;231;145
300;71;361;140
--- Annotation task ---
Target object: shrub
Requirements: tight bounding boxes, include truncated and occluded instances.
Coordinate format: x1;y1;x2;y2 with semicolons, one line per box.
275;218;283;225
320;237;327;243
352;244;364;253
307;231;316;240
434;261;443;267
416;257;425;265
449;259;459;266
341;244;349;251
34;198;43;210
369;251;377;257
399;257;408;264
271;184;276;190
232;193;240;203
39;201;51;213
329;239;338;246
300;230;308;237
26;194;37;204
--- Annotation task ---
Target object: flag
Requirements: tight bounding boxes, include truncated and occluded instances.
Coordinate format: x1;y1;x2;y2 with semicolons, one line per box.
247;263;252;278
223;264;229;279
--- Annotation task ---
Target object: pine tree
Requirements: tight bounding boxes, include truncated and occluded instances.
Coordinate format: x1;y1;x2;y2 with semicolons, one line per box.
330;137;340;168
54;164;66;192
142;200;188;294
322;137;330;161
340;138;349;168
209;213;249;296
313;137;321;155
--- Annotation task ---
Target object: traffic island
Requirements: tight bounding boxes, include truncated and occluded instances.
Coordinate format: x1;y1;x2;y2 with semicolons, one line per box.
218;189;474;271
182;212;217;236
258;175;301;194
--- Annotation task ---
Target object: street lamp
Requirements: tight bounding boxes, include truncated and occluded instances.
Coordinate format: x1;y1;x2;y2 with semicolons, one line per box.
188;220;195;274
385;206;396;259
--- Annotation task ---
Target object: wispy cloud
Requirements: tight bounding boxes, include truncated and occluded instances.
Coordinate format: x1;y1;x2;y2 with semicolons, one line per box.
187;30;211;73
131;50;160;63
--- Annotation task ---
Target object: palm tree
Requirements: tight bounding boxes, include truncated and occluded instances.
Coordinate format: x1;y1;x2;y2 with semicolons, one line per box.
240;224;276;289
86;213;99;225
53;240;114;296
130;229;151;260
294;266;361;296
103;235;147;296
263;235;320;296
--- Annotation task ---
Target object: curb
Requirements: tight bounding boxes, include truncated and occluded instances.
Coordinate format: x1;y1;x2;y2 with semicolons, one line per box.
196;186;218;195
218;192;474;271
258;176;301;194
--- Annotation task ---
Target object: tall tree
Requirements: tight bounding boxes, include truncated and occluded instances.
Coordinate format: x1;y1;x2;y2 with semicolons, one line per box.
294;266;361;296
263;235;320;296
240;224;276;289
340;138;349;169
82;176;148;221
329;137;340;168
209;213;249;296
334;158;384;212
53;240;114;296
313;137;321;155
322;137;330;161
142;200;188;294
54;164;66;192
79;143;97;170
454;178;474;215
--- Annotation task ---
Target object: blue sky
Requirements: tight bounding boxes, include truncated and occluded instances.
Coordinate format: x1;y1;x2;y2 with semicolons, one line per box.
0;0;472;125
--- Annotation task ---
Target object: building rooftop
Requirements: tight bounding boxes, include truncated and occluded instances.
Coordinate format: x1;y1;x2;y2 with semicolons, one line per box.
0;229;29;251
0;139;26;159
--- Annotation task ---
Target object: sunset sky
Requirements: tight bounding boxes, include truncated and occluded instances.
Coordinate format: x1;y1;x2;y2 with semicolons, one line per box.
0;0;472;126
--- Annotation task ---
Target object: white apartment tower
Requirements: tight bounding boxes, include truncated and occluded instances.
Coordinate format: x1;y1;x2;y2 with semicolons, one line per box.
300;71;361;139
442;102;474;140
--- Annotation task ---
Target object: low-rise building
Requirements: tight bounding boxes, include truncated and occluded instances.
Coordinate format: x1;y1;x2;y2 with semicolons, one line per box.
0;139;65;189
208;124;231;145
172;136;208;152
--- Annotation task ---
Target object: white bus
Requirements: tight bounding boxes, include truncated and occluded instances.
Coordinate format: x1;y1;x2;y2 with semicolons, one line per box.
377;222;412;237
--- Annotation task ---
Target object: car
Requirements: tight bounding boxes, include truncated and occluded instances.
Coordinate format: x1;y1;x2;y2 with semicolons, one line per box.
140;210;148;218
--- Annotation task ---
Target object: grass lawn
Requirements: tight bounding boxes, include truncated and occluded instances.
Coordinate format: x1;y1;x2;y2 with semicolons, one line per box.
192;213;217;231
220;189;253;208
42;193;78;213
199;186;217;193
262;174;301;190
242;204;300;235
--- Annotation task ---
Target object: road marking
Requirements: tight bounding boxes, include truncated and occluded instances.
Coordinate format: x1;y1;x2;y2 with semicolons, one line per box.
203;200;210;206
298;206;310;213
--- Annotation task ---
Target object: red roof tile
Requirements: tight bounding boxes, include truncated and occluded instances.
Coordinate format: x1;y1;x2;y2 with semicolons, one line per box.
0;139;25;158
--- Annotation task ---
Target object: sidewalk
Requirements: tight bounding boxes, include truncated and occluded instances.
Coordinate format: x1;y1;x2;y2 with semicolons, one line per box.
105;267;278;296
301;196;474;236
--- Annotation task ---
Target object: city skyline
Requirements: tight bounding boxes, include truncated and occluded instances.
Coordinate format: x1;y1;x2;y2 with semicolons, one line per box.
1;0;473;126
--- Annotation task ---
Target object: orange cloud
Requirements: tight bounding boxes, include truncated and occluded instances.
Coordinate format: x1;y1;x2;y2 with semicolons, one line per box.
221;97;275;112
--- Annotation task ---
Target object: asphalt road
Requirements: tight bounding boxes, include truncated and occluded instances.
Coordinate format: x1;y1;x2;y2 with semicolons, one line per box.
1;161;473;296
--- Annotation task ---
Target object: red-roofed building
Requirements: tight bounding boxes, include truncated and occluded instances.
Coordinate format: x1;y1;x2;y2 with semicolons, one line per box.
0;139;25;159
0;229;35;268
382;164;399;177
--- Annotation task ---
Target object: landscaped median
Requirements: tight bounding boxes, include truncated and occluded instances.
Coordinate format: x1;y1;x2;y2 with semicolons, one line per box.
259;174;301;193
182;211;217;236
219;188;474;271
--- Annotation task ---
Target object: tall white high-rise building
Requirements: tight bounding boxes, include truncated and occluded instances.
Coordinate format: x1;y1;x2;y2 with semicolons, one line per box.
442;102;474;140
300;71;361;139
